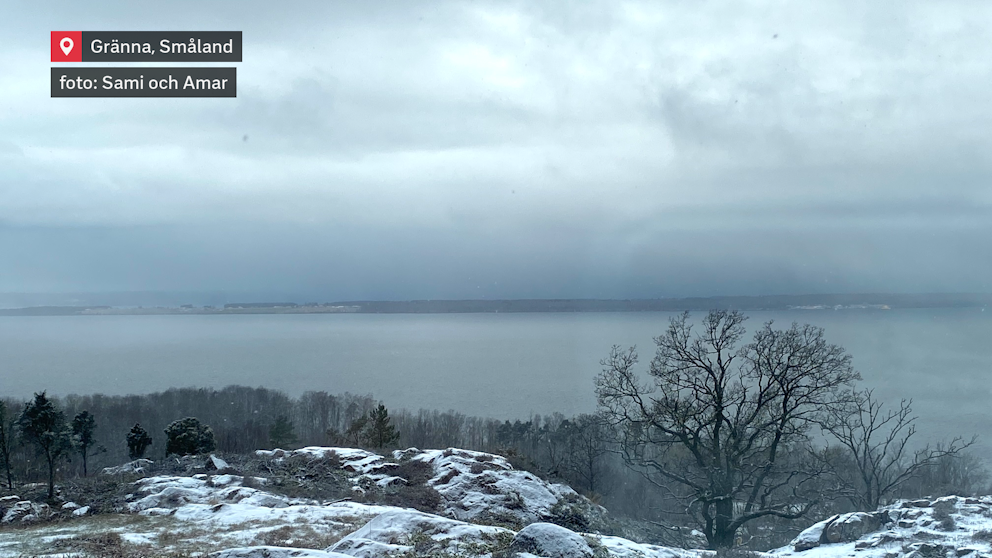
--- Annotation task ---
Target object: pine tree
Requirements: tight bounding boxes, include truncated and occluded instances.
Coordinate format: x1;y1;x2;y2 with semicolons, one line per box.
0;402;13;489
127;423;153;460
17;392;72;499
164;417;216;456
71;411;98;476
365;404;400;448
268;415;299;449
345;414;369;447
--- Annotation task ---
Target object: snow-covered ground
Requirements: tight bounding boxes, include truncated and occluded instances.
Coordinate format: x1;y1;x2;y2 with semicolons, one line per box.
1;446;990;558
775;496;992;558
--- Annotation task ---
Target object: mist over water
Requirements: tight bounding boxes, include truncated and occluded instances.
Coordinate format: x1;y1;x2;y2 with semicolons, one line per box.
1;309;989;460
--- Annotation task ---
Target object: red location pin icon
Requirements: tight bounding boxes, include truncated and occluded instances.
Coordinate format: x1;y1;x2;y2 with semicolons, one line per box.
51;31;82;62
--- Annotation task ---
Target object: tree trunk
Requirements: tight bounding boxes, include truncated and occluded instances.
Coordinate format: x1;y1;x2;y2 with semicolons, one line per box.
47;453;55;500
712;499;737;548
82;450;88;477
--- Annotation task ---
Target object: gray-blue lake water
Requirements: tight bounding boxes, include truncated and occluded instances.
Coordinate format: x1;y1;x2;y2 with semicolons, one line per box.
1;309;989;459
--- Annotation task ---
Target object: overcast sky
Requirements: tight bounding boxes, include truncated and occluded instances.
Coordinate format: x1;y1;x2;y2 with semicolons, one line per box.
1;1;990;302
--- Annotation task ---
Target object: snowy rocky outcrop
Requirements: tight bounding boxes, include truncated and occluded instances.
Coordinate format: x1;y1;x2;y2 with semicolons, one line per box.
327;508;514;557
124;472;396;525
507;522;596;557
407;447;607;527
211;547;352;558
256;446;407;491
780;496;992;558
0;495;62;525
255;446;611;529
321;508;706;558
5;445;992;558
127;474;291;513
101;458;154;475
1;499;51;524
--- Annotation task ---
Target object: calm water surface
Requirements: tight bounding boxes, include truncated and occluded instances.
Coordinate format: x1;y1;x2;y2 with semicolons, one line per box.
1;309;989;458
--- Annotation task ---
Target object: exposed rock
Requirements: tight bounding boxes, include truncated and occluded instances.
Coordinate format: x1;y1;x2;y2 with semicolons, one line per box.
256;447;386;474
792;520;829;551
255;445;613;531
821;512;889;544
904;499;933;508
72;505;91;516
410;447;608;528
791;510;891;551
102;458;154;475
327;508;512;557
508;522;595;558
909;542;954;558
209;454;230;471
211;546;350;557
2;500;49;524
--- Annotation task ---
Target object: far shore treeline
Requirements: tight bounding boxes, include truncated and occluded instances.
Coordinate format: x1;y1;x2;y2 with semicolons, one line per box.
0;292;989;315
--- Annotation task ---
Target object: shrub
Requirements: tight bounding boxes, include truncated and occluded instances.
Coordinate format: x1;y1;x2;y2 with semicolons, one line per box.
126;423;153;460
393;458;433;485
933;505;957;531
972;529;992;542
381;483;443;512
164;417;216;456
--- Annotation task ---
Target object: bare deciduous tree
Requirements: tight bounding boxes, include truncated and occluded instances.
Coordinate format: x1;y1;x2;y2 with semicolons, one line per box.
596;310;858;549
819;389;976;510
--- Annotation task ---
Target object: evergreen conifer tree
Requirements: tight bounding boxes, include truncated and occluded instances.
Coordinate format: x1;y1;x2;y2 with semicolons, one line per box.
365;404;400;448
127;423;153;460
71;410;98;476
164;417;216;456
268;415;299;449
17;392;72;499
0;402;13;489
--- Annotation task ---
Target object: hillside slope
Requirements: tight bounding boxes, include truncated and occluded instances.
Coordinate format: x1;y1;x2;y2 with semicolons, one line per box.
0;446;988;558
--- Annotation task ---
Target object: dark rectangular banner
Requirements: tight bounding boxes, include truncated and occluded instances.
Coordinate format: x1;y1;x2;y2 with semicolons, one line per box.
51;31;242;62
52;67;237;97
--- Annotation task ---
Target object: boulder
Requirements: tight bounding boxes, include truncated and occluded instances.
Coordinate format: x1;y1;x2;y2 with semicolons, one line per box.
792;519;828;551
2;500;49;524
508;522;595;558
821;512;888;544
903;499;932;508
208;454;230;471
0;495;21;517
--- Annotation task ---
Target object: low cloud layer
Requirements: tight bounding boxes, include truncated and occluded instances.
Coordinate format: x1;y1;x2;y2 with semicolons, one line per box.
2;1;990;299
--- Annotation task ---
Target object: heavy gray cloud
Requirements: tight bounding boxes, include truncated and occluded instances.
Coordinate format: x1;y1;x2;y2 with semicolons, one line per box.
1;1;990;299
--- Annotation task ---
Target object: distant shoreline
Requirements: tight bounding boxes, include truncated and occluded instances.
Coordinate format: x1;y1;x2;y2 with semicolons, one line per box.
1;293;988;316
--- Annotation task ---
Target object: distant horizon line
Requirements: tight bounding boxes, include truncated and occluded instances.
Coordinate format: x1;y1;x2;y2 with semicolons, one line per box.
1;292;989;315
